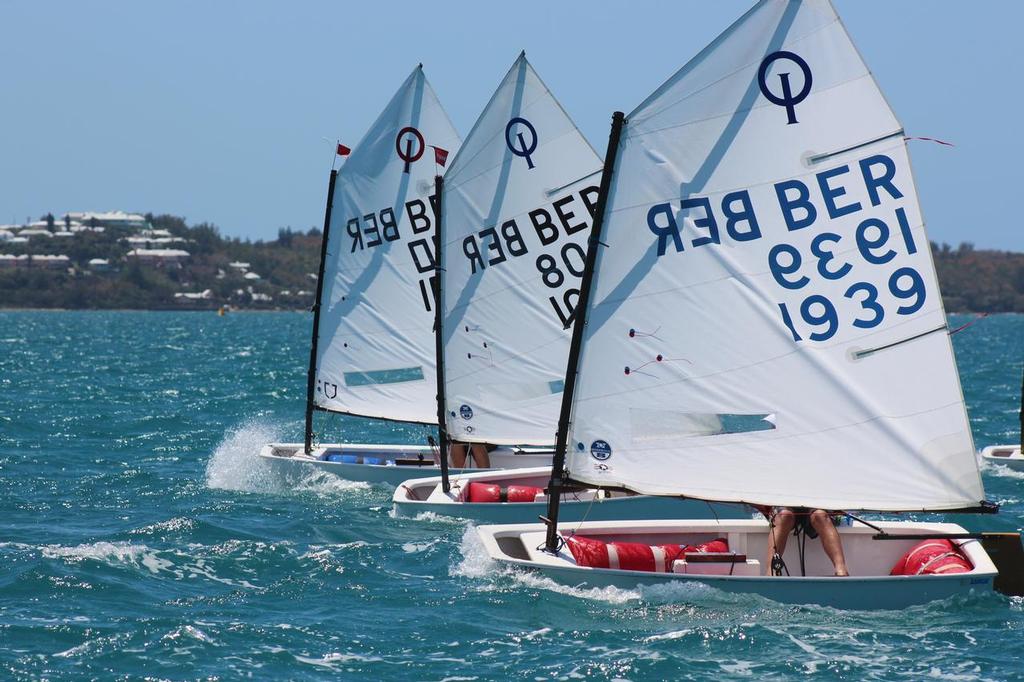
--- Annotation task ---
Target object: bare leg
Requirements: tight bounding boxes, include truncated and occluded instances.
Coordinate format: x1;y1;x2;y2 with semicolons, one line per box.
470;443;491;469
810;509;849;576
765;508;795;576
449;443;468;468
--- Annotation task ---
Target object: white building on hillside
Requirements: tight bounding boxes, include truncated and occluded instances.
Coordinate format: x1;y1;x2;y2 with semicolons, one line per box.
31;255;71;269
126;248;190;265
67;211;148;229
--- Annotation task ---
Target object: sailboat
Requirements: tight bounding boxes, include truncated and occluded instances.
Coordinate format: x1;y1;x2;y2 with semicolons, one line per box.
393;54;751;523
980;366;1023;469
259;65;551;485
475;0;1024;608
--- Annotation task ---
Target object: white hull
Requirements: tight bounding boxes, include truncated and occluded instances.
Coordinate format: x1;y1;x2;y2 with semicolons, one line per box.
258;443;552;486
393;467;754;523
476;519;997;610
981;445;1024;471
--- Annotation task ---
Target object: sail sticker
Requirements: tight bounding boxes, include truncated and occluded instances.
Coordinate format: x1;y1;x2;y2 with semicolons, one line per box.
395;126;425;173
505;117;538;169
758;51;812;125
459;404;474;420
316;378;339;400
590;440;612;461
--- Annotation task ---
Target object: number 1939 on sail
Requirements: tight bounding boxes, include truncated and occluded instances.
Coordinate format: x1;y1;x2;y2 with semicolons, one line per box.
646;149;926;343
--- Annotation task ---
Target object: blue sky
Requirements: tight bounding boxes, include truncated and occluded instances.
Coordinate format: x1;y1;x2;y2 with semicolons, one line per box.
2;1;1020;250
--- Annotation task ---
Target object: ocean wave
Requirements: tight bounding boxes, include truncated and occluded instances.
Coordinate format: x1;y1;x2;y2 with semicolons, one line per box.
39;540;260;589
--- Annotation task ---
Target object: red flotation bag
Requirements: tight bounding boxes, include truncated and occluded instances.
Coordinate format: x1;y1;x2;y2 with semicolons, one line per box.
565;535;729;573
889;539;972;576
466;481;543;503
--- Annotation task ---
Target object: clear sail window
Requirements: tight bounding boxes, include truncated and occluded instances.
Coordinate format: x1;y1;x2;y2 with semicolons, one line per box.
631;408;776;442
344;367;425;387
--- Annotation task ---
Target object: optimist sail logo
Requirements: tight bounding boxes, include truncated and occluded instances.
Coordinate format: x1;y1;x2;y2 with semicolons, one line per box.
758;51;812;125
505;117;538;169
590;439;612;461
395;126;425;173
459;404;474;420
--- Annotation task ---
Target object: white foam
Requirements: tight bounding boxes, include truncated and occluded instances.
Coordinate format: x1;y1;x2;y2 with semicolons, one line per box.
130;517;196;535
451;526;496;579
41;540;259;588
402;539;440;554
42;541;150;566
205;421;371;496
294;652;382;668
205;420;284;492
979;458;1024;480
162;625;215;644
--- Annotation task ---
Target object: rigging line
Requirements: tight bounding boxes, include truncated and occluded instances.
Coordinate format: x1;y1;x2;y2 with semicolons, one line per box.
797;522;807;577
853;324;948;359
949;313;989;335
571;487;602;537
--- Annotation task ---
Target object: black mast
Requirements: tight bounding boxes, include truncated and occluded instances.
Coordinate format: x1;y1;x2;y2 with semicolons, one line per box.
544;111;625;553
432;174;452;492
304;169;338;454
1019;363;1023;448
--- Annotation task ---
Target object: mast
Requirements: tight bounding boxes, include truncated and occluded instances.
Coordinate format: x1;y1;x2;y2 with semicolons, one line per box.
1020;364;1023;448
432;174;451;491
544;111;625;553
304;169;338;454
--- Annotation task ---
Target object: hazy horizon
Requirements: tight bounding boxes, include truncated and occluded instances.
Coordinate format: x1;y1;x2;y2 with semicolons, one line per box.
3;1;1021;251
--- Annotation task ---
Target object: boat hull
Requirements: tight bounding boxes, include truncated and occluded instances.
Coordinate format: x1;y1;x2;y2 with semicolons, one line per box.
258;443;552;486
476;519;998;610
393;467;753;523
980;444;1024;471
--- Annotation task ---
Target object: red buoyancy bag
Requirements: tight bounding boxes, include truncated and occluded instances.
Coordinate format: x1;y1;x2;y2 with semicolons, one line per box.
890;539;973;576
466;481;544;503
565;535;729;573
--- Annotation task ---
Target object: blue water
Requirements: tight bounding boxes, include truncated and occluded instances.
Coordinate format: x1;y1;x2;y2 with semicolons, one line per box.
1;311;1022;680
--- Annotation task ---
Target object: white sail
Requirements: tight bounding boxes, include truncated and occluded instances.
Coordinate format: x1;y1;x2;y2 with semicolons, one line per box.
314;66;461;424
564;0;985;511
441;54;602;445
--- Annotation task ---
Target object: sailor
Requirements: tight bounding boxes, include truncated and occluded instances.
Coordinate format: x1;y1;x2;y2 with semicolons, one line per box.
449;441;492;469
763;507;850;577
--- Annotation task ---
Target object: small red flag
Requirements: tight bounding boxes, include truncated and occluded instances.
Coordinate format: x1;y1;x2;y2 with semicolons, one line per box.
432;146;449;167
336;143;352;156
